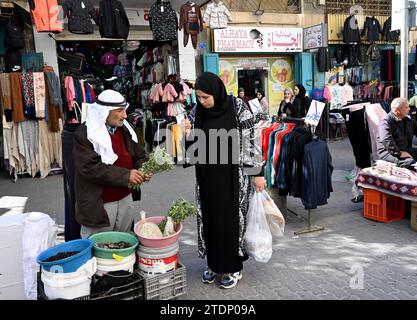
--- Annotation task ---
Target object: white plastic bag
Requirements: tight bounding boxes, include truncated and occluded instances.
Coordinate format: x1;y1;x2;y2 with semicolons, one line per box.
245;192;272;263
261;191;285;237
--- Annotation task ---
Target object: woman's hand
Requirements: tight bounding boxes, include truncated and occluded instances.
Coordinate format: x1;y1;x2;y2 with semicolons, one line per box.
253;176;266;193
182;119;192;137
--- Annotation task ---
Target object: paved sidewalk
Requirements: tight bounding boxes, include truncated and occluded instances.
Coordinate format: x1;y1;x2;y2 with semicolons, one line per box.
1;139;417;300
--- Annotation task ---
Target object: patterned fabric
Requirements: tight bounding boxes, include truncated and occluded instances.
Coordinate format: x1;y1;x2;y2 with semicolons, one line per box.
149;1;178;41
193;98;264;259
21;72;36;119
356;161;417;201
33;72;46;118
203;1;232;29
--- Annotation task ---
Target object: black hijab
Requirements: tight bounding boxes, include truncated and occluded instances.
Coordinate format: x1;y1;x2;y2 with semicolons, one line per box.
295;84;306;99
195;72;230;119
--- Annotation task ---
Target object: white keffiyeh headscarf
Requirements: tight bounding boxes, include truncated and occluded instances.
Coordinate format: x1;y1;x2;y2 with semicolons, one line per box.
86;90;137;165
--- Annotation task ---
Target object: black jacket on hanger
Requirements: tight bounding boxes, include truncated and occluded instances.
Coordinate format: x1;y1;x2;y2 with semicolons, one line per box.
62;0;98;34
382;17;400;42
361;16;382;42
343;15;361;44
98;0;130;39
316;47;331;72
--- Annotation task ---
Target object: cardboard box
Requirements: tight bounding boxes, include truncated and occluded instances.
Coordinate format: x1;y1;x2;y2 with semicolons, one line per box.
0;215;26;300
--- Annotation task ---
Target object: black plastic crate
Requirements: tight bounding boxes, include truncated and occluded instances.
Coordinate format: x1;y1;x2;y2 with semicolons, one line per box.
37;271;144;300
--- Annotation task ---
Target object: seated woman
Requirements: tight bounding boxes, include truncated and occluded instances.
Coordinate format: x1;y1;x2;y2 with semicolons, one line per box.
278;88;295;117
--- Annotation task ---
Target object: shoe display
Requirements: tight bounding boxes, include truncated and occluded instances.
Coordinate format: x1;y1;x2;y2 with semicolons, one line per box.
201;267;216;284
219;272;242;289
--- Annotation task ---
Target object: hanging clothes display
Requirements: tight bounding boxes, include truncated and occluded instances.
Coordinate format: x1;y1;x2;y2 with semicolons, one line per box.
0;68;64;180
62;0;98;34
149;0;178;41
256;120;333;208
179;1;204;49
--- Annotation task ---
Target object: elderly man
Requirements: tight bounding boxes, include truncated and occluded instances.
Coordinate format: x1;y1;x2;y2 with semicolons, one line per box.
73;90;151;238
377;97;417;168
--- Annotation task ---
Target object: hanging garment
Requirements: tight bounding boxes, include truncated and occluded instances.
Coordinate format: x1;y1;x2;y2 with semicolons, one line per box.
348;45;360;67
4;21;24;50
149;1;178;41
9;73;26;123
5;49;22;72
29;0;63;33
367;44;381;61
380;49;396;81
179;2;204;49
382;17;400;42
365;104;387;162
33;72;46;119
344;104;372;168
202;1;232;29
21;72;36;120
316;47;331;72
301;139;333;210
0;73;12;122
62;0;98;34
342;15;361;44
342;83;354;106
98;0;130;39
361;17;382;42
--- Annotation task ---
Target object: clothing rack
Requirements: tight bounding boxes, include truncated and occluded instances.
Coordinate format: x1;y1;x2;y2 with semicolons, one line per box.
263;119;327;235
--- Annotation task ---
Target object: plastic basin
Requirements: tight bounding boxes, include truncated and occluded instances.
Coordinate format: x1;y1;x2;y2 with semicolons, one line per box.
133;216;182;248
89;231;138;259
36;239;93;273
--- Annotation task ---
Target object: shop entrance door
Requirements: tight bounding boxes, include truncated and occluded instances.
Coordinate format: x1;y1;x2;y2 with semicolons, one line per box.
238;69;268;100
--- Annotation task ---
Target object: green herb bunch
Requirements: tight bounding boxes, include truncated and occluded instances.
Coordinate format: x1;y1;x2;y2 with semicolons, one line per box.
167;197;197;225
133;146;174;191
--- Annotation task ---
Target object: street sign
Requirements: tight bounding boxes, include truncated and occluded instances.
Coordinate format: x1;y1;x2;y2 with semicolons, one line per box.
305;100;326;127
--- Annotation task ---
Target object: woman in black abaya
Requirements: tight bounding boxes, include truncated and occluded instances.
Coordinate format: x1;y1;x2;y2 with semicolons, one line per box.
183;72;265;289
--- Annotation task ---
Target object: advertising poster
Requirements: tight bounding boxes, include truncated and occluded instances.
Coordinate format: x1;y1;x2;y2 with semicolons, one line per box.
219;59;239;96
267;57;295;116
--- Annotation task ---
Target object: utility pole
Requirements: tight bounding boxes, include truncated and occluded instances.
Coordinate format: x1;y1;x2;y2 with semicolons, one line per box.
401;0;410;98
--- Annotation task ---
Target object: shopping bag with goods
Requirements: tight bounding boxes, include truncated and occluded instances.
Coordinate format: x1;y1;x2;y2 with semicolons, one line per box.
261;191;285;237
245;191;273;263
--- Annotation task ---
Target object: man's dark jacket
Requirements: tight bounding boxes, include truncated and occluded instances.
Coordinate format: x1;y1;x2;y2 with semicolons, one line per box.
73;124;147;228
377;112;417;163
98;0;130;39
343;15;361;44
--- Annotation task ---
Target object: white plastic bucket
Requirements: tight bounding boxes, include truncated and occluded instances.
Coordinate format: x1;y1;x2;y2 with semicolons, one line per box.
41;257;96;300
95;253;136;277
137;242;179;275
